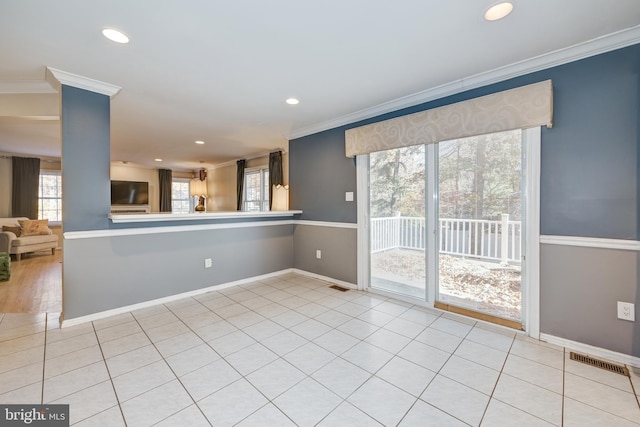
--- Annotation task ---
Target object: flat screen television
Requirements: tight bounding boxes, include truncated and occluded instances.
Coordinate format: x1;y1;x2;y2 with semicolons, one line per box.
111;180;149;205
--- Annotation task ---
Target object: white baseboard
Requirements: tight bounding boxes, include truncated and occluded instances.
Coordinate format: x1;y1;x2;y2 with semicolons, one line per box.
294;220;357;229
291;269;357;289
61;268;640;371
61;268;355;328
540;333;640;368
61;268;294;328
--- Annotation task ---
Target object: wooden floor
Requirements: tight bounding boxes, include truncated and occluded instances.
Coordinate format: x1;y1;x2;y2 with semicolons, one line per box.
0;250;62;313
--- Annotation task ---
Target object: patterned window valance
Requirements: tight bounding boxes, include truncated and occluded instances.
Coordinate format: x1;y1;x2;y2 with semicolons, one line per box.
345;80;553;158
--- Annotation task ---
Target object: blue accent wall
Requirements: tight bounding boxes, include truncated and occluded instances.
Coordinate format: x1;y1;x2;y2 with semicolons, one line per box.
538;47;638;240
290;43;640;240
289;127;357;222
61;85;111;232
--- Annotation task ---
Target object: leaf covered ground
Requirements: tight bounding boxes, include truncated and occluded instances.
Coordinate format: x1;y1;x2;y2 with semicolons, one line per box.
371;250;521;320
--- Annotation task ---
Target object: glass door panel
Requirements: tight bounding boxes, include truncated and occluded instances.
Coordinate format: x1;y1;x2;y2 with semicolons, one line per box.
369;145;426;299
437;130;524;322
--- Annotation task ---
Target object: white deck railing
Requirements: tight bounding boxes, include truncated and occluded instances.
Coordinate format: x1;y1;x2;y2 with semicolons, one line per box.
371;214;521;264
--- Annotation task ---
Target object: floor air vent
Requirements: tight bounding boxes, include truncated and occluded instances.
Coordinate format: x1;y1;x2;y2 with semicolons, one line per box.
569;352;629;376
329;285;349;292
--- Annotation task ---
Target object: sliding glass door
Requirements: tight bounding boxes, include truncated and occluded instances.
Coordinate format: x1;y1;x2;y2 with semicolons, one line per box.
436;130;524;324
369;145;427;299
366;129;526;326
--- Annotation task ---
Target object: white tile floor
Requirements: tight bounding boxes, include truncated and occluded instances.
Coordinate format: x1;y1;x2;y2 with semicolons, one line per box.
1;273;639;426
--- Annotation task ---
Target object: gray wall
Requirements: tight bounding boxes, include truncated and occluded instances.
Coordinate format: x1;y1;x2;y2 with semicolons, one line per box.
64;224;294;319
289;127;357;223
289;43;640;356
540;244;638;356
61;85;111;232
539;48;638;240
293;225;357;284
288;126;359;284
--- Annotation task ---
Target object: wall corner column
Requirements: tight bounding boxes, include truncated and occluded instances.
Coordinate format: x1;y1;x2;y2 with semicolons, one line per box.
47;67;121;232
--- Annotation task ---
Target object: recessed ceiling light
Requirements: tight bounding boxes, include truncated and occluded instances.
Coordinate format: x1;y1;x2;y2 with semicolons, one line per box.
102;28;130;44
154;158;162;162
286;98;299;105
195;140;205;145
484;2;514;21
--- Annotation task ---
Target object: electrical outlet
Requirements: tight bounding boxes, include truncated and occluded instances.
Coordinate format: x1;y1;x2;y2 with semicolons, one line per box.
204;258;212;268
316;250;322;259
345;192;354;202
617;301;635;321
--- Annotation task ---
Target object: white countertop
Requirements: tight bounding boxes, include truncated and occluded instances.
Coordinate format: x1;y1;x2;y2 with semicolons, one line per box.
108;210;303;223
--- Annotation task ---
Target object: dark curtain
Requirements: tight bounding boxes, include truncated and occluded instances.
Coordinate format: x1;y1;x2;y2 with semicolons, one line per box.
158;168;172;212
12;156;41;219
268;151;283;210
236;159;246;211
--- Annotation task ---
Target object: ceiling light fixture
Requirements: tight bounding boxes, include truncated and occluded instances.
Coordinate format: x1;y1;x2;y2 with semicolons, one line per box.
195;140;205;145
102;28;130;44
286;98;299;105
154;158;162;162
484;2;514;21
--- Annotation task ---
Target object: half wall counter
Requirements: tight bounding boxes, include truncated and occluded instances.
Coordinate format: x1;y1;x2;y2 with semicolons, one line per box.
62;210;302;324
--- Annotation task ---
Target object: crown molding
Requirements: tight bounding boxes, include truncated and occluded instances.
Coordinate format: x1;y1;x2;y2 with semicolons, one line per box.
287;25;640;141
45;67;122;98
209;147;288;170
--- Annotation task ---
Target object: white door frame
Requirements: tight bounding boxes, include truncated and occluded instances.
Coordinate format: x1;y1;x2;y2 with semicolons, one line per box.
355;128;541;338
523;126;541;338
356;154;370;292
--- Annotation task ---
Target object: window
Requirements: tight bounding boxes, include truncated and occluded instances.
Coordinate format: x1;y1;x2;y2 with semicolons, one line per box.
244;167;269;211
38;171;62;223
171;178;192;213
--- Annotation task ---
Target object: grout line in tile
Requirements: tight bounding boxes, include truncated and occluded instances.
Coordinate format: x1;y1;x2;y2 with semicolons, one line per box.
563;395;640;426
562;347;566;426
40;312;48;405
91;320;127;426
627;366;640;410
477;327;516;426
493;398;563;427
395;398;419;426
403;315;479;423
128;309;210;426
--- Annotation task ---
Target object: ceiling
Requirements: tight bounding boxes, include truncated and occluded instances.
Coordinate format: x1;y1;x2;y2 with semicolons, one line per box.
1;1;639;172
